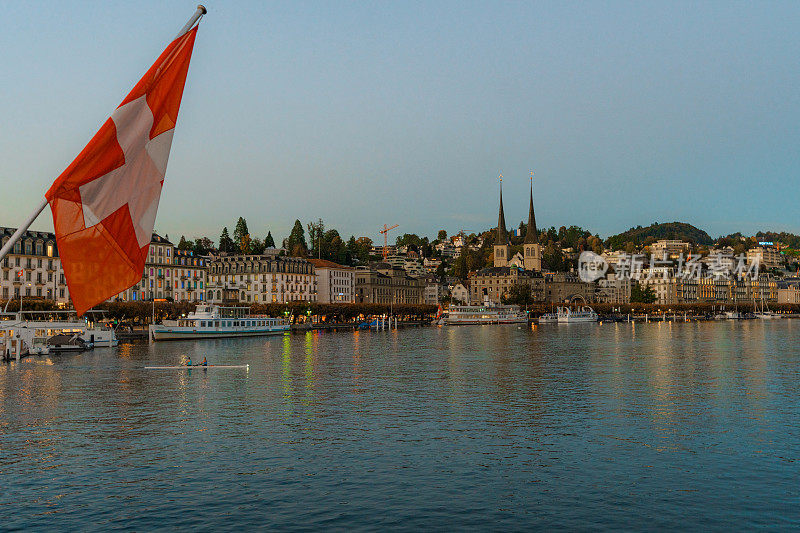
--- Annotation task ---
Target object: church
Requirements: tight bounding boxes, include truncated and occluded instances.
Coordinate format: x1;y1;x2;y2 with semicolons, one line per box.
469;178;545;305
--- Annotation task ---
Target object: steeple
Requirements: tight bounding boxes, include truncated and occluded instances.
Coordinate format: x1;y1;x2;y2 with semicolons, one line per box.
523;170;542;271
496;175;508;245
524;171;538;244
493;174;510;267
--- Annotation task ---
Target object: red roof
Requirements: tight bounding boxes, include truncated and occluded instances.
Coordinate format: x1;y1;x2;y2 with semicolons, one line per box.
307;258;354;270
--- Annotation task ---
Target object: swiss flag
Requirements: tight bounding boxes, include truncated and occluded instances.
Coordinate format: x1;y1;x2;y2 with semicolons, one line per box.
45;26;199;315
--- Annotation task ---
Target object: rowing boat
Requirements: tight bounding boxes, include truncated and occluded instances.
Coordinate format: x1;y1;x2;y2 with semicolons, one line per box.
144;364;249;369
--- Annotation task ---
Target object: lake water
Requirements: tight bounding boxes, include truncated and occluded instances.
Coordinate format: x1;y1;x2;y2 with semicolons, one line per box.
1;321;798;530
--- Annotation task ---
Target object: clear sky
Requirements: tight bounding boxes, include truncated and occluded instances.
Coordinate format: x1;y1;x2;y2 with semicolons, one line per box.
2;1;798;244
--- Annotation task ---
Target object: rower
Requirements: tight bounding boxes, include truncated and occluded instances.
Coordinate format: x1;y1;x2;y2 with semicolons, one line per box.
201;357;207;366
186;356;192;367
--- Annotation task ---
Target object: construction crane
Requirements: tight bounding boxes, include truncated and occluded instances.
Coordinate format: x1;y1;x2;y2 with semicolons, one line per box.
379;224;399;260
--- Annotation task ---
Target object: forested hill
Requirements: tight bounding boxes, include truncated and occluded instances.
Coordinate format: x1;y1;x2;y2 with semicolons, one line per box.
605;222;714;249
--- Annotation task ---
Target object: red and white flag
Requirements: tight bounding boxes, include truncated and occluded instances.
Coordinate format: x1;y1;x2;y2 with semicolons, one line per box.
45;26;199;315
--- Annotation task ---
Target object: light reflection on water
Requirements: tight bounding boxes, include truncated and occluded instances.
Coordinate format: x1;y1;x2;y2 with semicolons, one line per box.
0;321;799;530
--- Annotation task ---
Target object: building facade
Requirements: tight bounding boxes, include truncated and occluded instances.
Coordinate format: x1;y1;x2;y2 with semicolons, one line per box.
747;246;782;270
354;263;425;304
544;272;595;304
308;258;355;303
113;234;208;302
470;267;545;305
0;227;70;305
207;250;316;303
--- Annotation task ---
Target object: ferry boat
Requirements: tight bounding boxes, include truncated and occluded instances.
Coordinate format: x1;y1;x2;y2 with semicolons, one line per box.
0;310;117;359
443;304;528;325
556;306;598;323
149;305;289;341
537;312;559;324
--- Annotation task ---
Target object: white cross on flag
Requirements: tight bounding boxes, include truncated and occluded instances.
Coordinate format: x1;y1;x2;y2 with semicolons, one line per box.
45;25;199;315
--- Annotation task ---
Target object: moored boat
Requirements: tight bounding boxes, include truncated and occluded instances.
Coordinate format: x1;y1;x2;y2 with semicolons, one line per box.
443;304;528;325
149;305;289;341
556;306;598;323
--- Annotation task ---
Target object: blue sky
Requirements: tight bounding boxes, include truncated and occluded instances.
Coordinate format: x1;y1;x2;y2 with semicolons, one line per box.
1;1;798;244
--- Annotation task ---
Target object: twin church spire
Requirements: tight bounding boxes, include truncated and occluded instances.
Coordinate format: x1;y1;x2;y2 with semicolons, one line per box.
493;172;541;271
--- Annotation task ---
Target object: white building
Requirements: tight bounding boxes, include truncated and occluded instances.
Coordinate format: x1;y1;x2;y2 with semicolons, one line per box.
308;258;355;303
747;246;782;270
649;240;690;259
207;250;316;304
0;227;70;305
777;280;800;304
450;282;470;305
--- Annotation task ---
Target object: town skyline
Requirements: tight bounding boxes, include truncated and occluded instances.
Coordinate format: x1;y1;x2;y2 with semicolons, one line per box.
3;1;799;240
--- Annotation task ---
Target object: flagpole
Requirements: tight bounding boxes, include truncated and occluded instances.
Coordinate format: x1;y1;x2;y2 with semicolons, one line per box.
0;198;48;263
177;5;207;38
0;6;206;265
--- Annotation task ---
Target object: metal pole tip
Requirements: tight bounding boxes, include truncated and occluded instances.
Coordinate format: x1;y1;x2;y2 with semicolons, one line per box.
198;4;207;14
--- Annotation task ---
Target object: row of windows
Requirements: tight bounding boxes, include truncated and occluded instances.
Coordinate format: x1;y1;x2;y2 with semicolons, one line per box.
3;257;57;270
1;287;65;298
1;237;55;257
210;261;313;275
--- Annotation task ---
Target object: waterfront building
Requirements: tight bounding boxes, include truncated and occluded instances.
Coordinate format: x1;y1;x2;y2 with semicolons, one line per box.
450;281;471;305
470;267;544;305
777;279;800;304
207;250;316;303
170;250;208;302
638;267;678;305
422;275;448;305
544;272;595;304
112;233;183;301
747;246;783;270
596;274;632;304
354;263;425;304
0;227;70;305
308;258;355;303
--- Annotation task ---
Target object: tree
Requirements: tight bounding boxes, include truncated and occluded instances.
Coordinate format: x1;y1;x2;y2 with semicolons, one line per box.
233;217;250;253
501;284;534;306
307;219;325;258
630;283;657;304
250;238;265;255
286;220;307;256
542;243;566;271
264;231;275;248
177;236;192;251
219;227;235;254
437;230;447;242
193;237;214;255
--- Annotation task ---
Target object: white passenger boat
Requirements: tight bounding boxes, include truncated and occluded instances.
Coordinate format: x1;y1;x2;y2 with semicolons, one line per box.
149;305;289;341
537;312;559;324
444;304;528;325
556;306;598;323
0;311;117;359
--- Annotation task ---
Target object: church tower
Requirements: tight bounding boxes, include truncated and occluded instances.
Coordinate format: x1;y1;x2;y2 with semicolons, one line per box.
523;172;542;271
493;176;510;267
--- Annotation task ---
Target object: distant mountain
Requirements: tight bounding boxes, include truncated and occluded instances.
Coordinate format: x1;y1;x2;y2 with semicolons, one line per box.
605;222;714;249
